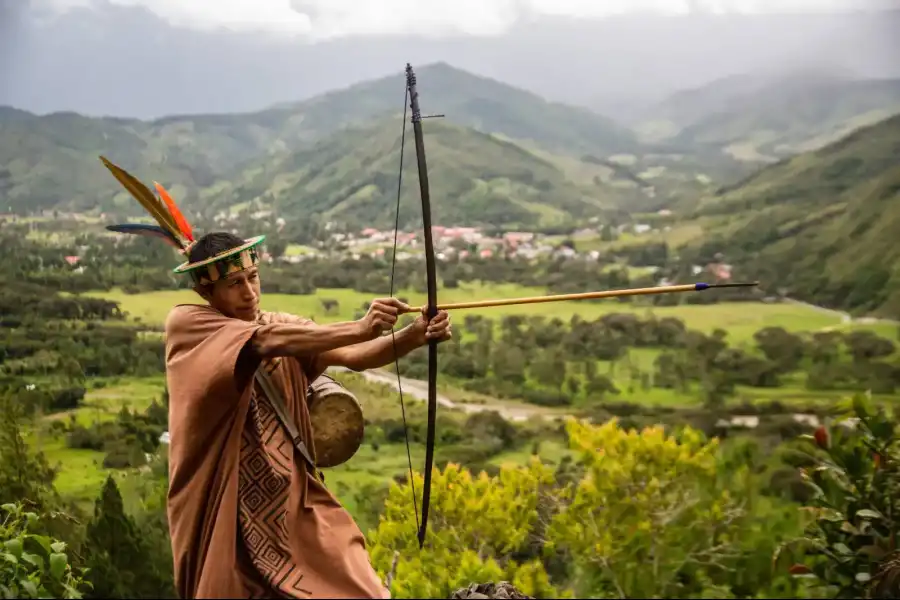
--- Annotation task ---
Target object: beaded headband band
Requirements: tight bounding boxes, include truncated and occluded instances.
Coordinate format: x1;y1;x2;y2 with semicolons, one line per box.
173;235;266;286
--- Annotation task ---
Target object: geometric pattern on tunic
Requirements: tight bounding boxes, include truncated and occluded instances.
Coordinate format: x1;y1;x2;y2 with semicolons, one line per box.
238;358;312;598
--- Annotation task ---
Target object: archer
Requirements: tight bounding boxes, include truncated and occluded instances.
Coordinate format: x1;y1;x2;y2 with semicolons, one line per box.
100;157;451;599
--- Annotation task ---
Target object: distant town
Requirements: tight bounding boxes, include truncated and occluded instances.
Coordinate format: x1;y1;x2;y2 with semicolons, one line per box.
2;208;737;285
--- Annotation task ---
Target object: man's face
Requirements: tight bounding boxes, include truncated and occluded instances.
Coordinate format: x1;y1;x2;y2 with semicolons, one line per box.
197;266;262;321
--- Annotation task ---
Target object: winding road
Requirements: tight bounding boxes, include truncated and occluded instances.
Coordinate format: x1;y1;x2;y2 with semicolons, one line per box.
327;366;567;422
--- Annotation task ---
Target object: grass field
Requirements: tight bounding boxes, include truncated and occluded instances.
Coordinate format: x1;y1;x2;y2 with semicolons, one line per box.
26;376;167;507
88;282;896;343
557;223;706;253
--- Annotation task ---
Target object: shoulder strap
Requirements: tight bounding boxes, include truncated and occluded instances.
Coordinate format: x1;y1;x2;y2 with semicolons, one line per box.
254;367;322;481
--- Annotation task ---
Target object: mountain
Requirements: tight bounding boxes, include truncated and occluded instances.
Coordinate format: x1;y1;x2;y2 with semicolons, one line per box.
204;118;632;230
270;62;641;157
633;71;900;164
0;105;289;215
681;112;900;317
0;63;647;216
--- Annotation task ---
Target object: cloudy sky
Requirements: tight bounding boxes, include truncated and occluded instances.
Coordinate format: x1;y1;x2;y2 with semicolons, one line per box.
2;0;898;118
32;0;900;38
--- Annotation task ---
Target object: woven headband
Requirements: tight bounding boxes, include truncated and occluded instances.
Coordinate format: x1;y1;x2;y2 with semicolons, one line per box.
173;235;265;286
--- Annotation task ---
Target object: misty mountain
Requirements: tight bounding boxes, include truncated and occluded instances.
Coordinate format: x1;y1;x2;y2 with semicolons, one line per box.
633;70;900;163
2;58;897;239
0;63;646;217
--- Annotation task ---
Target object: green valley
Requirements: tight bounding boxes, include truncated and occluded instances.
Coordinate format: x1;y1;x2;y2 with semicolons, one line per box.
675;112;900;316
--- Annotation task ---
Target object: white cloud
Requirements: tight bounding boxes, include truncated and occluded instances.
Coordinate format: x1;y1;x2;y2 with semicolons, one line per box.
39;0;894;39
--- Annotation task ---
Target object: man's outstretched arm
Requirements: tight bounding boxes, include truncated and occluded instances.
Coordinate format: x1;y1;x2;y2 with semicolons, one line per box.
250;298;406;359
314;310;452;374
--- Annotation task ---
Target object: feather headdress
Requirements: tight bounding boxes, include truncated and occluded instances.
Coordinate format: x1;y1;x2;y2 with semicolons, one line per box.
99;155;195;254
100;155;265;286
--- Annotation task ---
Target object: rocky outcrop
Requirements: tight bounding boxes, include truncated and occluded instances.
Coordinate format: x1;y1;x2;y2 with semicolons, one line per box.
449;582;533;599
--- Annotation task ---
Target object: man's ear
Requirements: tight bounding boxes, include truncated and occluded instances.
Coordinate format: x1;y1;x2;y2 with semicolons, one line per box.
193;284;213;302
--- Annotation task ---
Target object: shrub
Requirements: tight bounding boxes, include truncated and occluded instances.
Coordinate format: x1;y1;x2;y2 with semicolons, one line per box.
775;393;900;598
0;503;89;599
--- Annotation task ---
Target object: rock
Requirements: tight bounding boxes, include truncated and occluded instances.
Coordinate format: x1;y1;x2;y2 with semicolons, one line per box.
449;582;533;599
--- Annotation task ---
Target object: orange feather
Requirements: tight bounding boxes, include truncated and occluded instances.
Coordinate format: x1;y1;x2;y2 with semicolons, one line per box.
154;182;194;242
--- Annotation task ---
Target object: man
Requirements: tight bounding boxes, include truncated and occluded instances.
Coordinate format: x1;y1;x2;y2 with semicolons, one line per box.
164;231;452;599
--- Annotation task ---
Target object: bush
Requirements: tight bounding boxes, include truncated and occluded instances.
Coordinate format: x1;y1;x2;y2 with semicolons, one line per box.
102;442;147;469
66;425;105;451
48;387;85;412
776;393;900;599
0;502;89;598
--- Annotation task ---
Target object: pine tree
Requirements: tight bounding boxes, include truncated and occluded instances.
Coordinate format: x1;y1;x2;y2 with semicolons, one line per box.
82;475;170;598
0;394;57;509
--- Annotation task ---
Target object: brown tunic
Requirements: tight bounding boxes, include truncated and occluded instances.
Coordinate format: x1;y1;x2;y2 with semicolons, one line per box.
164;304;389;599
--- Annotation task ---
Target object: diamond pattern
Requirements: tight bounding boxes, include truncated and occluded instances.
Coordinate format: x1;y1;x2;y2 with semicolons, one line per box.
238;365;312;598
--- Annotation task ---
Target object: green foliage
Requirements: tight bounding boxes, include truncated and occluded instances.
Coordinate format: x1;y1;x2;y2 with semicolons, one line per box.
81;476;174;599
368;419;806;599
399;313;893;411
777;393;900;598
0;502;89;599
546;419;809;598
367;460;568;600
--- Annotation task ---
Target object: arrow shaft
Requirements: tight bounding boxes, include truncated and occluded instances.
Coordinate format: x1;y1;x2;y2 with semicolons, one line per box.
400;282;757;313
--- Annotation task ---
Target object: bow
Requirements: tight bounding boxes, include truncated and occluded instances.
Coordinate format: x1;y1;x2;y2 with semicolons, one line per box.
389;63;439;549
384;65;757;551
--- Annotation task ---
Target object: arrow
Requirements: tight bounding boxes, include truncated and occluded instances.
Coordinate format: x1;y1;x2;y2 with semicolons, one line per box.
399;282;759;313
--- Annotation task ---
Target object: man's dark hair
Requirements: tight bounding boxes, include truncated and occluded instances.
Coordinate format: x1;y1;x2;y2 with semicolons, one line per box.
188;232;246;263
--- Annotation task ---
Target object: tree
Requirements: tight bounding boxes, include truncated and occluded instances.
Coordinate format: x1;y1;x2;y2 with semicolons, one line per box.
365;462;566;600
844;330;895;363
0;395;57;511
367;419;802;599
545;419;793;598
81;476;171;598
754;327;806;373
320;298;340;315
492;346;527;385
529;349;566;390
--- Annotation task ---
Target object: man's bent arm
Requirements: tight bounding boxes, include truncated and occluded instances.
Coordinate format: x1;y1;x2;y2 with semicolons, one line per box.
314;325;423;373
251;320;370;359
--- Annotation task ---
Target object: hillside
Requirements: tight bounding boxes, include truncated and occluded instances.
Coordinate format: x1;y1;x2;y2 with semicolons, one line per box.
0;105;301;215
633;71;900;164
206;118;631;230
0;63;644;216
680;112;900;316
274;62;640;156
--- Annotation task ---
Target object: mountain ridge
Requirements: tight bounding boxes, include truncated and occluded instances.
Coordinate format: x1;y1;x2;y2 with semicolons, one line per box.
678;112;900;317
203;117;635;230
0;62;648;217
632;70;900;163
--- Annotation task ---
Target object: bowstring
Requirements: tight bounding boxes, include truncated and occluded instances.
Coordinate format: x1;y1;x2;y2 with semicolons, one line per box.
389;83;421;533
